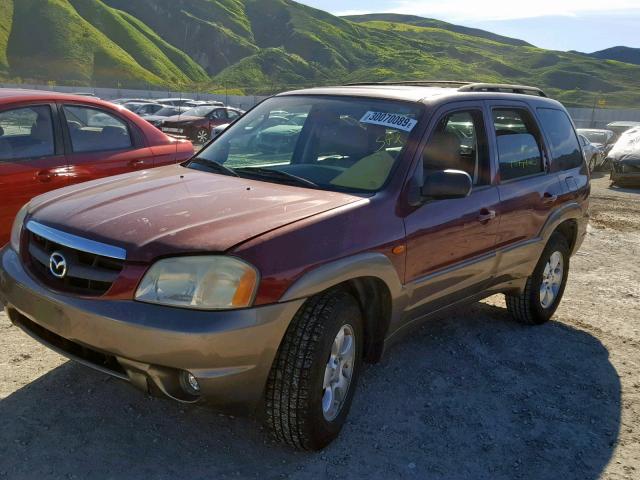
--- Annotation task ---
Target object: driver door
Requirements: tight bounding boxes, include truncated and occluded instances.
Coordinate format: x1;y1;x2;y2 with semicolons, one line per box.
403;102;500;314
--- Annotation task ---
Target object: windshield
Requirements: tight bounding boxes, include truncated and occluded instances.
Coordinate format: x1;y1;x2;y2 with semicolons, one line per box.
190;95;422;192
183;106;215;117
155;107;179;117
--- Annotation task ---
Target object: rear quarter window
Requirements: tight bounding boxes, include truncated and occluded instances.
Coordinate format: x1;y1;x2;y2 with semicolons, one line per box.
537;108;583;170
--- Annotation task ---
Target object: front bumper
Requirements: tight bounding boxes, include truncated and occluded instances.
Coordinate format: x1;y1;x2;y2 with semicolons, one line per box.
0;247;304;412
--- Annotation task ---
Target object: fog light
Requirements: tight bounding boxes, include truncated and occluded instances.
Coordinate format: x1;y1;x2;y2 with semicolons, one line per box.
181;371;200;394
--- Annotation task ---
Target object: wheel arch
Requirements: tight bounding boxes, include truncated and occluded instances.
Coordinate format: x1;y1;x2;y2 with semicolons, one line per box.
279;252;405;363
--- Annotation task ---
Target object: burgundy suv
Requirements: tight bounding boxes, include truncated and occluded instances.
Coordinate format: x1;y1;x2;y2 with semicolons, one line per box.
0;83;589;451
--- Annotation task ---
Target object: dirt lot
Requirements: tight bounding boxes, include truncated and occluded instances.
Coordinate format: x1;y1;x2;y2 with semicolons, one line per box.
1;174;638;480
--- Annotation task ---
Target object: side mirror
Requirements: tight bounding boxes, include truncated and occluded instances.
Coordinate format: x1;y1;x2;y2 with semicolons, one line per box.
421;169;473;200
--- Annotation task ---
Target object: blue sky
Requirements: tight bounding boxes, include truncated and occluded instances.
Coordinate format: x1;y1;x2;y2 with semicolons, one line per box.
298;0;640;52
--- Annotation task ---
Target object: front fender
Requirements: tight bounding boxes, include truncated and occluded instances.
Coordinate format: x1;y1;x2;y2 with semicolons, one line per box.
280;252;404;303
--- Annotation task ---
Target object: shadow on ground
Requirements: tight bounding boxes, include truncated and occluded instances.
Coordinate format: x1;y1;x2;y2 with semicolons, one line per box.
0;302;620;479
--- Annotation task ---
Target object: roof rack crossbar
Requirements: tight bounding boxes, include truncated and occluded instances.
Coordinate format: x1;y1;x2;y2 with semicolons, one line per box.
458;83;547;97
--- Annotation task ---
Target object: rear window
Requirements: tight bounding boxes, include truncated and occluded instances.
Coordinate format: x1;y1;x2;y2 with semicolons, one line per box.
537;108;583;171
63;105;132;153
493;108;544;181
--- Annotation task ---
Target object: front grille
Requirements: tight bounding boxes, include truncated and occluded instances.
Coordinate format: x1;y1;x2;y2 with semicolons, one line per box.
26;230;124;296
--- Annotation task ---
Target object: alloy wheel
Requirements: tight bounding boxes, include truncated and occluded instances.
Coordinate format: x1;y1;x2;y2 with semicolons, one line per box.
540;251;564;309
322;324;356;421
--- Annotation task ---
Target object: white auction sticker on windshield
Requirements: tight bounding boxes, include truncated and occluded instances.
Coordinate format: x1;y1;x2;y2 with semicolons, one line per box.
360;111;418;132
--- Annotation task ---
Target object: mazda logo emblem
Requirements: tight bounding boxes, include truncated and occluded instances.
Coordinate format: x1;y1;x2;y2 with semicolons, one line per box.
49;252;68;279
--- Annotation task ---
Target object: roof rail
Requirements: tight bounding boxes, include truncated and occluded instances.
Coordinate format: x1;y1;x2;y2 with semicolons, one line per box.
458;83;547;97
346;80;472;88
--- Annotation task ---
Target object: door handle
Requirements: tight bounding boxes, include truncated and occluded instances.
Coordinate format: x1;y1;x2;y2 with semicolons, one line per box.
542;193;558;204
129;159;145;167
477;209;496;223
36;170;53;182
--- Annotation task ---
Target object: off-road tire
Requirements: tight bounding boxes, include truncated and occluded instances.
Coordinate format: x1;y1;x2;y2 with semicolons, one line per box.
506;233;570;325
264;290;363;450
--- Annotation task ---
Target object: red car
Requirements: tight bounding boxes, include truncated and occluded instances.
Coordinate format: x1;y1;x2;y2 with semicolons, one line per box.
0;89;194;244
160;106;243;144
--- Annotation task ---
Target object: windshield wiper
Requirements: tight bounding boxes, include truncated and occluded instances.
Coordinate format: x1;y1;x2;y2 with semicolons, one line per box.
187;157;238;177
235;167;319;189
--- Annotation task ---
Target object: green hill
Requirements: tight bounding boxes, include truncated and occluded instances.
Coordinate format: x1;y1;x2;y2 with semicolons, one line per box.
586;46;640;66
0;0;639;107
343;13;532;47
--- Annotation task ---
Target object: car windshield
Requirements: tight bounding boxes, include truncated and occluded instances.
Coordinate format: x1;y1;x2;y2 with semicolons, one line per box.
189;95;422;193
182;106;214;117
155;107;179;117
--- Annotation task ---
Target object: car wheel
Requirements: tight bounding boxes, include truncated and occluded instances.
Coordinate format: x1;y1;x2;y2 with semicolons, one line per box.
505;233;570;325
265;289;363;450
588;154;597;173
196;128;209;144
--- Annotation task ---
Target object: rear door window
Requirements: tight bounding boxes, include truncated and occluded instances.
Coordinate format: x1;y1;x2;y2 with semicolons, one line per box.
210;109;227;120
536;108;583;170
493;108;545;181
0;105;55;161
63;105;133;153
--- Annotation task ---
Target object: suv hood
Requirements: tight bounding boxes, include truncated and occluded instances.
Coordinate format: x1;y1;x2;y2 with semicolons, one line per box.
28;165;363;263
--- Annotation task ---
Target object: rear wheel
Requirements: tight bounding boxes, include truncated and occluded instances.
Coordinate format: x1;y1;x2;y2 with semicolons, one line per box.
265;290;363;450
506;233;570;325
588;154;598;173
195;128;209;144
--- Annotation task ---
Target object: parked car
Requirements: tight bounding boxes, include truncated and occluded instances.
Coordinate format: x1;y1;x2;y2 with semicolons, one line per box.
183;100;225;108
606;121;640;140
122;101;168;117
161;106;244;144
110;98;157;105
211;123;229;139
578;134;604;172
143;106;190;128
608;126;640;186
0;89;194;245
1;83;589;451
153;98;194;107
576;128;615;154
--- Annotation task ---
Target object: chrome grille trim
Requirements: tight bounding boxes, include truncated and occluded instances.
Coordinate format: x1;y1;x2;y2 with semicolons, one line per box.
26;221;127;260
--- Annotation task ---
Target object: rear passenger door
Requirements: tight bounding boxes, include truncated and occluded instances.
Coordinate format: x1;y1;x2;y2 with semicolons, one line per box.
486;101;564;257
0;103;67;244
60;103;154;184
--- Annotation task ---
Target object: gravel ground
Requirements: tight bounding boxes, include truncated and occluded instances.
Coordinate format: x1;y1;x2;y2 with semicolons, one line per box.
0;174;638;480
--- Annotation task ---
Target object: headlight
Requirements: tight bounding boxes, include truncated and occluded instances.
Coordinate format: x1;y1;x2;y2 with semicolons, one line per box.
135;256;259;310
10;203;30;253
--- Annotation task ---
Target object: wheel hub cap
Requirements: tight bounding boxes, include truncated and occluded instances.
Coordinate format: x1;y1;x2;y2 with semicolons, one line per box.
540;251;564;309
322;324;355;421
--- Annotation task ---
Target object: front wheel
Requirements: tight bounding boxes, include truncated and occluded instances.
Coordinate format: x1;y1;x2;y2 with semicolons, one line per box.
588;154;598;173
264;290;363;450
506;233;570;325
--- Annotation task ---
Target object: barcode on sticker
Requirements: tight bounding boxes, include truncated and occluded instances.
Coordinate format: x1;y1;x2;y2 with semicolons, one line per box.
360;111;418;132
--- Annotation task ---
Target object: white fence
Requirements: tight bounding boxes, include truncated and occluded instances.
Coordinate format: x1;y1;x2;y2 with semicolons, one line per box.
566;107;640;129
